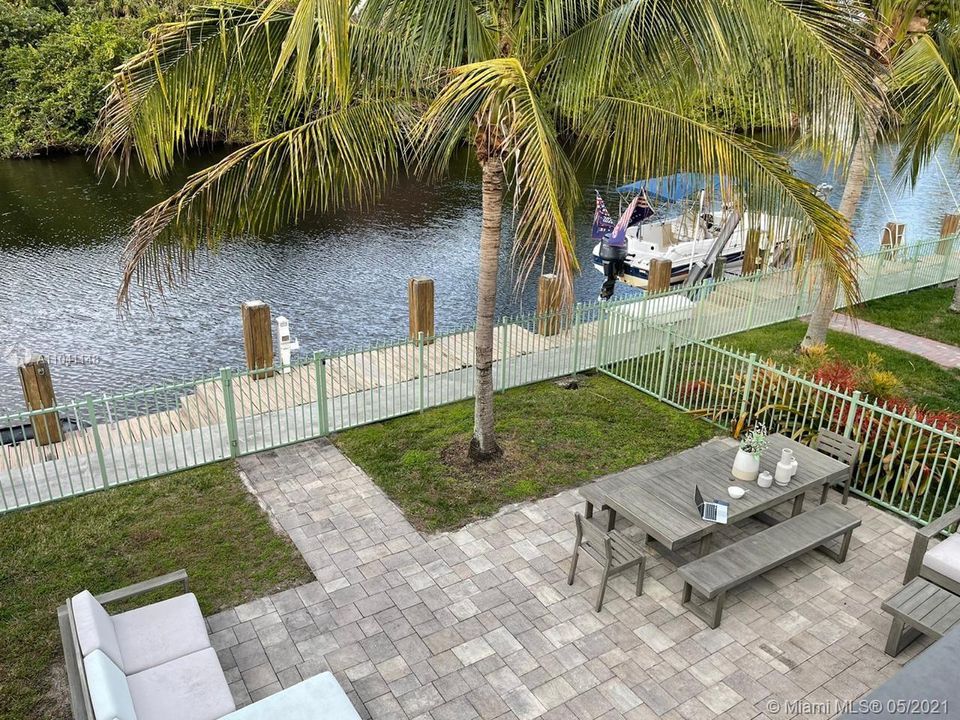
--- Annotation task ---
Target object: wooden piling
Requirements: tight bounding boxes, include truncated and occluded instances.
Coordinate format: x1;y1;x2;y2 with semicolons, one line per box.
742;229;762;275
408;278;435;342
241;301;274;378
647;258;673;294
937;214;960;254
536;274;564;336
19;357;61;446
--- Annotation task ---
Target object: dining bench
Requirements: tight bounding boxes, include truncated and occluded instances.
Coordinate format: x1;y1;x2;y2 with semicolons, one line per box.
678;503;860;628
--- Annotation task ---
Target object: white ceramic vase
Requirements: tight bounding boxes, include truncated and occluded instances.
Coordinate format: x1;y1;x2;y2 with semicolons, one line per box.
731;449;760;482
775;448;798;486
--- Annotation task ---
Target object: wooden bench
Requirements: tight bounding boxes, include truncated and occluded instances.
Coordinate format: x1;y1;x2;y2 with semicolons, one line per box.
882;577;960;656
678;503;860;628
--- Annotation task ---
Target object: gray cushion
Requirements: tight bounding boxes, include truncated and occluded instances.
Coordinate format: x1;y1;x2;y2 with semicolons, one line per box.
923;533;960;586
83;650;138;720
113;593;210;674
221;672;361;720
73;591;125;670
128;647;236;720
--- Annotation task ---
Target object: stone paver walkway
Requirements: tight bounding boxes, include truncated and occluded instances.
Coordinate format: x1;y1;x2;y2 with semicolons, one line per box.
830;313;960;368
205;439;926;720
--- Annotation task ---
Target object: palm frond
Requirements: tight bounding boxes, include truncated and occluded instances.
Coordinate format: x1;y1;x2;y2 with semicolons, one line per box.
544;0;882;161
580;96;861;302
97;3;295;177
117;100;411;306
892;24;960;184
416;58;580;299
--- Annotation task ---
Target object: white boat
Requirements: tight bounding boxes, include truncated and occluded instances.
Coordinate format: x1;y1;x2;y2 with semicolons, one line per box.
592;174;804;294
591;207;783;289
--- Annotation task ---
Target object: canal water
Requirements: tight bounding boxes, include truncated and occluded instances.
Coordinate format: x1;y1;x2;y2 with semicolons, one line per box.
0;146;958;409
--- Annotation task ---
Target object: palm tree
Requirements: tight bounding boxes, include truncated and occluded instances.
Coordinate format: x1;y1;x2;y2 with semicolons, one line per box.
892;16;960;310
98;0;879;461
802;1;958;348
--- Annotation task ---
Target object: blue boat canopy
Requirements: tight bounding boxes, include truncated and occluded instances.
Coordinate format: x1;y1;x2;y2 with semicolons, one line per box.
615;173;722;203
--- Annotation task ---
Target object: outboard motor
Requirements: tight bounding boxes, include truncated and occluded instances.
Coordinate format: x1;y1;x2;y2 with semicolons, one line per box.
598;235;628;301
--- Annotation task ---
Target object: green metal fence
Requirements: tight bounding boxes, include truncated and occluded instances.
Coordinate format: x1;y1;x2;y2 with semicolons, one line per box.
1;236;958;515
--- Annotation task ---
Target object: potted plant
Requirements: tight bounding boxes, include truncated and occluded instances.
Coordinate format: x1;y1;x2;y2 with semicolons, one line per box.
732;423;767;482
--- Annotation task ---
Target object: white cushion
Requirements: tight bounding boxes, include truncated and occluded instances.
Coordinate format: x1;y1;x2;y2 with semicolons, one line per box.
83;650;138;720
113;593;210;674
128;647;236;720
923;533;960;585
73;591;125;670
221;672;361;720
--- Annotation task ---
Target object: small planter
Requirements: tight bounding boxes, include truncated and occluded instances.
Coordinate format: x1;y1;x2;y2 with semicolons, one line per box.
731;449;760;482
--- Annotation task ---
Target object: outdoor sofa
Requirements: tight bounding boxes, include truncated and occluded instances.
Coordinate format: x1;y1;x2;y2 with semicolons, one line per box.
57;569;360;720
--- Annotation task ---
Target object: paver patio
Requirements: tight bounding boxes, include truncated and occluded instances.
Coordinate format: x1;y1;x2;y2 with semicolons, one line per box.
204;438;930;720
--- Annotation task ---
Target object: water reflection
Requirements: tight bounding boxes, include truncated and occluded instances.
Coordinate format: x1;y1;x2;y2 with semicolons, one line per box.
0;146;957;408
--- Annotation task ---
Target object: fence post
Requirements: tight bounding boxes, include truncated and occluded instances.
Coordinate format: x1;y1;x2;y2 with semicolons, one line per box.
595;304;609;370
571;305;583;375
739;353;758;422
843;390;862;438
418;332;425;411
220;368;239;458
907;243;920;290
499;318;509;391
656;329;675;400
84;393;109;488
745;273;760;330
313;351;328;435
870;249;884;300
939;237;954;286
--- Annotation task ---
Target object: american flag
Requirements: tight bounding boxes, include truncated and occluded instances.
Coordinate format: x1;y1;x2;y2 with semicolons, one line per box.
591;192;614;241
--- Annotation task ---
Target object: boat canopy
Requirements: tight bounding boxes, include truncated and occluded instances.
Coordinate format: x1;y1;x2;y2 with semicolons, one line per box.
615;173;722;203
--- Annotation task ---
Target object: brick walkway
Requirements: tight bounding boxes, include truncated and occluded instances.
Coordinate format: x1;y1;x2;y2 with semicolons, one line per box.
830;313;960;368
204;439;926;720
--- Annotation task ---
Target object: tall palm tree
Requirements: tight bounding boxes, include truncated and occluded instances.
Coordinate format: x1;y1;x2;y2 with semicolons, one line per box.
802;0;958;348
98;0;879;461
892;16;960;310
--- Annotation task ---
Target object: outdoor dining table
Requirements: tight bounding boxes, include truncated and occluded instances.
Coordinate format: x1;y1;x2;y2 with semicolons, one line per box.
579;434;850;557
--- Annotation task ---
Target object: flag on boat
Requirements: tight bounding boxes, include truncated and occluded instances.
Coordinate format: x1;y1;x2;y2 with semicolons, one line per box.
609;195;641;247
591;192;614;241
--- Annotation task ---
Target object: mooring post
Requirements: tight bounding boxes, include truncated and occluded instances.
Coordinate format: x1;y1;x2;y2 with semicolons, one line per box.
743;229;762;275
408;277;435;344
241;301;274;379
647;258;672;294
18;357;61;446
536;273;564;336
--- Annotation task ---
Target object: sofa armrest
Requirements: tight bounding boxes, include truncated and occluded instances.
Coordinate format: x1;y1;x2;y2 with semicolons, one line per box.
904;507;960;584
95;569;189;606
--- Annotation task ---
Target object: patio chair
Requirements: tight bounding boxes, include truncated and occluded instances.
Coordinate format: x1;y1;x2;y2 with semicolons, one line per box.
567;512;645;612
814;428;860;505
904;506;960;594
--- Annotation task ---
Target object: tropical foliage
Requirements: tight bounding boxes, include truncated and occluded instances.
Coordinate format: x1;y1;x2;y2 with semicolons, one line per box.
97;0;884;459
0;0;183;157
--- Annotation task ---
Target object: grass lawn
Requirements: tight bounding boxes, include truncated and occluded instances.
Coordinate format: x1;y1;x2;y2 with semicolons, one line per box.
0;462;312;720
333;373;718;532
723;320;960;410
851;286;960;347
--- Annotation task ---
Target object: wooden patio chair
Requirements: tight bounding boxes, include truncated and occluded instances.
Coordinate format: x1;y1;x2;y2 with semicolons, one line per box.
814;428;860;505
567;512;646;612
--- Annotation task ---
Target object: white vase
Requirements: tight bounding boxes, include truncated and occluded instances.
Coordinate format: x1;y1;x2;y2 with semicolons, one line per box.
775;448;798;486
731;449;760;482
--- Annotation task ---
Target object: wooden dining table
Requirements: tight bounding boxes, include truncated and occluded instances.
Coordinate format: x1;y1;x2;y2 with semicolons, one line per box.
579;434;850;557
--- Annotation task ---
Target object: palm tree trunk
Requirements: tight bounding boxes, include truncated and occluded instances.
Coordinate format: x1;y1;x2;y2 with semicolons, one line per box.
469;155;505;461
801;126;876;349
